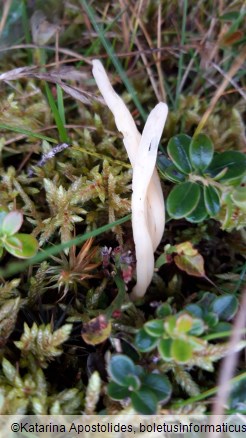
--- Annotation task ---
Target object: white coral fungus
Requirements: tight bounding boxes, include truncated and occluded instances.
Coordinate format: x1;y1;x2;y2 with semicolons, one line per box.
92;60;168;299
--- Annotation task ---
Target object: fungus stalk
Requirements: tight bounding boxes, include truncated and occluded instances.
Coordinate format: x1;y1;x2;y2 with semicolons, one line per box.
92;60;168;299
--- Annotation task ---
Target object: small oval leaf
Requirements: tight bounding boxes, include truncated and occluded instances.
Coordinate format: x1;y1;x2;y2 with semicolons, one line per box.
107;382;130;400
131;388;157;415
9;233;38;258
108;355;137;386
189;134;214;171
167;134;192;174
207;151;246;183
162;165;187;183
158;338;173;361
210;295;238;321
144;319;165;337
167;182;200;219
186;189;208;223
204;185;220;216
141;374;172;402
135;328;158;352
2;211;23;236
171;338;193;363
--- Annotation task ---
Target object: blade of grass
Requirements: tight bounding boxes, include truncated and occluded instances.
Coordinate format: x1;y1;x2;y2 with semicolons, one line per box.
175;0;188;109
0;123;57;143
80;0;147;121
21;0;32;64
0;214;131;278
56;84;66;126
45;83;69;143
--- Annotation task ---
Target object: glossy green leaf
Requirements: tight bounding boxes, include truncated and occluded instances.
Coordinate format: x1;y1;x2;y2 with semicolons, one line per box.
204;312;219;328
176;314;193;333
135;328;158;352
189;134;214;171
158;338;173;361
108;355;137;386
142;374;172;402
171;338;193;363
204;185;220;216
164;315;177;336
144;319;165;337
207;151;246;183
162;165;186;183
186;188;208;223
156;303;172;318
167;182;200;219
6;234;38;259
123;374;141;391
131;388;157;415
210;295;238;321
189;318;205;336
185;304;203;319
212;321;232;334
0;209;8;230
167;134;192;174
107;382;130;400
1;211;23;236
4;236;23;253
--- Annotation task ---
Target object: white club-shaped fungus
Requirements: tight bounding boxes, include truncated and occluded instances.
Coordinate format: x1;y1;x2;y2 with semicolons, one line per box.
92;60;168;299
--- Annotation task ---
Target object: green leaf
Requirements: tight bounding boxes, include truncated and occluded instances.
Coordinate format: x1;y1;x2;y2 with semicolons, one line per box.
176;314;193;333
189;318;205;336
189;134;214;171
142;374;172;402
1;211;23;236
123;374;141;391
0;209;8;229
156;303;172;318
210;295;238;321
204;312;219;328
162;165;187;183
207;151;246;184
204;185;220;216
131;388;158;415
135;328;158;352
167;134;192;174
6;234;38;258
158;338;173;361
144;319;165;337
167;182;200;219
186;189;208;223
107;382;130;400
171;338;193;363
185;304;203;318
108;355;137;386
4;235;23;253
